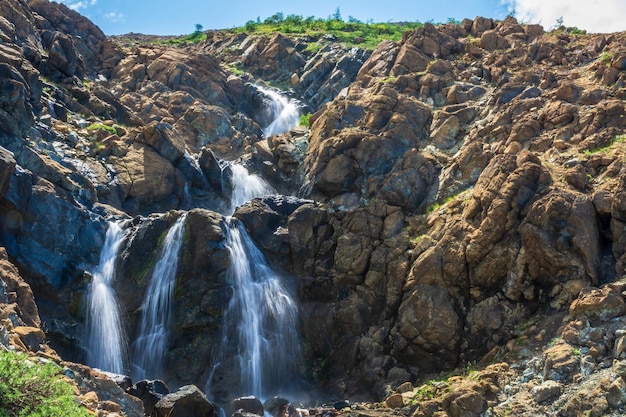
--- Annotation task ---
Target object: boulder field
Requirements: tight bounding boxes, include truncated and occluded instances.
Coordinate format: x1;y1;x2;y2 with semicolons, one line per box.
0;0;626;416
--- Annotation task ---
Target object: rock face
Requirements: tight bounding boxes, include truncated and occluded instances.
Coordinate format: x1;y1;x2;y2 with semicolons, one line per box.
0;0;626;410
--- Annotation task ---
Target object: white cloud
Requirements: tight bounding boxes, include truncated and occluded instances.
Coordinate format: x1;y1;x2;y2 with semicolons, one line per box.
104;11;125;23
55;0;90;11
502;0;626;33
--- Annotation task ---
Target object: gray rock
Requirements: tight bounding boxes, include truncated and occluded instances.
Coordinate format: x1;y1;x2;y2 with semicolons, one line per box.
155;385;217;417
531;380;562;403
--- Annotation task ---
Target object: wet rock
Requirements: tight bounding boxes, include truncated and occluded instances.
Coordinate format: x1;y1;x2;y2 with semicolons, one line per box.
263;397;290;417
155;385;217;417
232;396;264;416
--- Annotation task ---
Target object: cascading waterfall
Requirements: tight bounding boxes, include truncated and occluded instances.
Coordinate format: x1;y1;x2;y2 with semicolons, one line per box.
220;219;302;398
208;163;302;400
228;163;275;214
85;221;128;374
255;85;301;137
131;213;187;381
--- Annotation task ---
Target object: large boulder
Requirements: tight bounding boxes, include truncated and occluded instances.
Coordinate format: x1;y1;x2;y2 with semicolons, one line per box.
155;385;218;417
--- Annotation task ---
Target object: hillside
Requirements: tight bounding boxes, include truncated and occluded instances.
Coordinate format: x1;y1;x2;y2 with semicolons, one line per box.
0;1;625;416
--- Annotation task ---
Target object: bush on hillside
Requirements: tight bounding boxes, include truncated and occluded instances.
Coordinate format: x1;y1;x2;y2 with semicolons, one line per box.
0;349;90;417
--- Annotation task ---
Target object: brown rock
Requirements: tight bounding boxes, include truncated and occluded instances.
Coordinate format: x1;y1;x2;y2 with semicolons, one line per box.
570;287;626;321
13;326;44;351
543;343;580;382
0;247;40;327
384;393;404;408
111;142;181;213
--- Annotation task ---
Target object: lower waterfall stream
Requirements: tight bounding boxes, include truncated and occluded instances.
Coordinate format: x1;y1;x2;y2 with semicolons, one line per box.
85;221;128;374
131;213;187;381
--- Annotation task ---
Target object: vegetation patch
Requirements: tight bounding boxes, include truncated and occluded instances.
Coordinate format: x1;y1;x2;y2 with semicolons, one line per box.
229;10;424;50
86;123;117;135
0;349;90;417
299;112;312;128
583;133;625;155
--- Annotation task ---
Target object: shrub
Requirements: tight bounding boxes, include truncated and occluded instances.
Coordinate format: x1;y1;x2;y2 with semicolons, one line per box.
0;349;90;417
299;112;312;128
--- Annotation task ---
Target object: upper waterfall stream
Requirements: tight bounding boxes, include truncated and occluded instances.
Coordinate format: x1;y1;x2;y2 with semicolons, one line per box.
255;85;301;137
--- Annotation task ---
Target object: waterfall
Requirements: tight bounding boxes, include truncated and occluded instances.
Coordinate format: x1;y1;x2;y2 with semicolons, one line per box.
228;163;275;214
255;85;301;137
221;219;301;398
208;165;302;400
85;221;128;374
131;213;187;381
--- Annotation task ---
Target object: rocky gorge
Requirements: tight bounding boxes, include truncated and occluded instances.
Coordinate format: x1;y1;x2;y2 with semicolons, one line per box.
0;0;626;416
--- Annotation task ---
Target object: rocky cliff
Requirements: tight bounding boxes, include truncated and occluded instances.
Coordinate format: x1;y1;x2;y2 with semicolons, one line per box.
1;0;626;415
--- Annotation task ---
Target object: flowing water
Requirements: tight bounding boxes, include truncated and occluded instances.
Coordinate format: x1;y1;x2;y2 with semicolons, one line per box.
208;164;302;400
255;85;301;137
131;214;187;381
85;221;128;374
218;219;302;398
228;163;275;214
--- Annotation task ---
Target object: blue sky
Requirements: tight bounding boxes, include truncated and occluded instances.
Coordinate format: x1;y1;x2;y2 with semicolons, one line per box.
55;0;626;35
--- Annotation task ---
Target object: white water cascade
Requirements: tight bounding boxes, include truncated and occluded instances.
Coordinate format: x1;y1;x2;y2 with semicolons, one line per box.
131;214;187;381
85;221;128;374
208;164;302;400
228;163;275;214
221;219;302;398
255;85;301;137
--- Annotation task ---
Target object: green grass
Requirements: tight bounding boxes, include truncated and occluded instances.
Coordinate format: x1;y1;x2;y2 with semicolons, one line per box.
86;123;117;135
229;13;424;50
599;52;613;64
158;29;207;46
0;349;90;417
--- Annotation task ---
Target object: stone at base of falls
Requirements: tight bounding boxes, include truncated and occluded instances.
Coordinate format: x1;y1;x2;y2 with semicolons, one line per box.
231;396;264;416
263;397;290;417
130;379;170;416
155;385;218;417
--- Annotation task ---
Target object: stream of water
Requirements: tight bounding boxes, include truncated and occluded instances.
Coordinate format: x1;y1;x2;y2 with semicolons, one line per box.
131;214;187;381
221;219;302;398
255;85;301;137
85;221;128;374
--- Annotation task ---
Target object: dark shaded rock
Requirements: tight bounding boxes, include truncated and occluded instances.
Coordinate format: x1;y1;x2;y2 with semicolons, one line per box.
131;379;170;416
232;396;264;416
263;397;290;417
0;63;34;137
0;147;16;198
